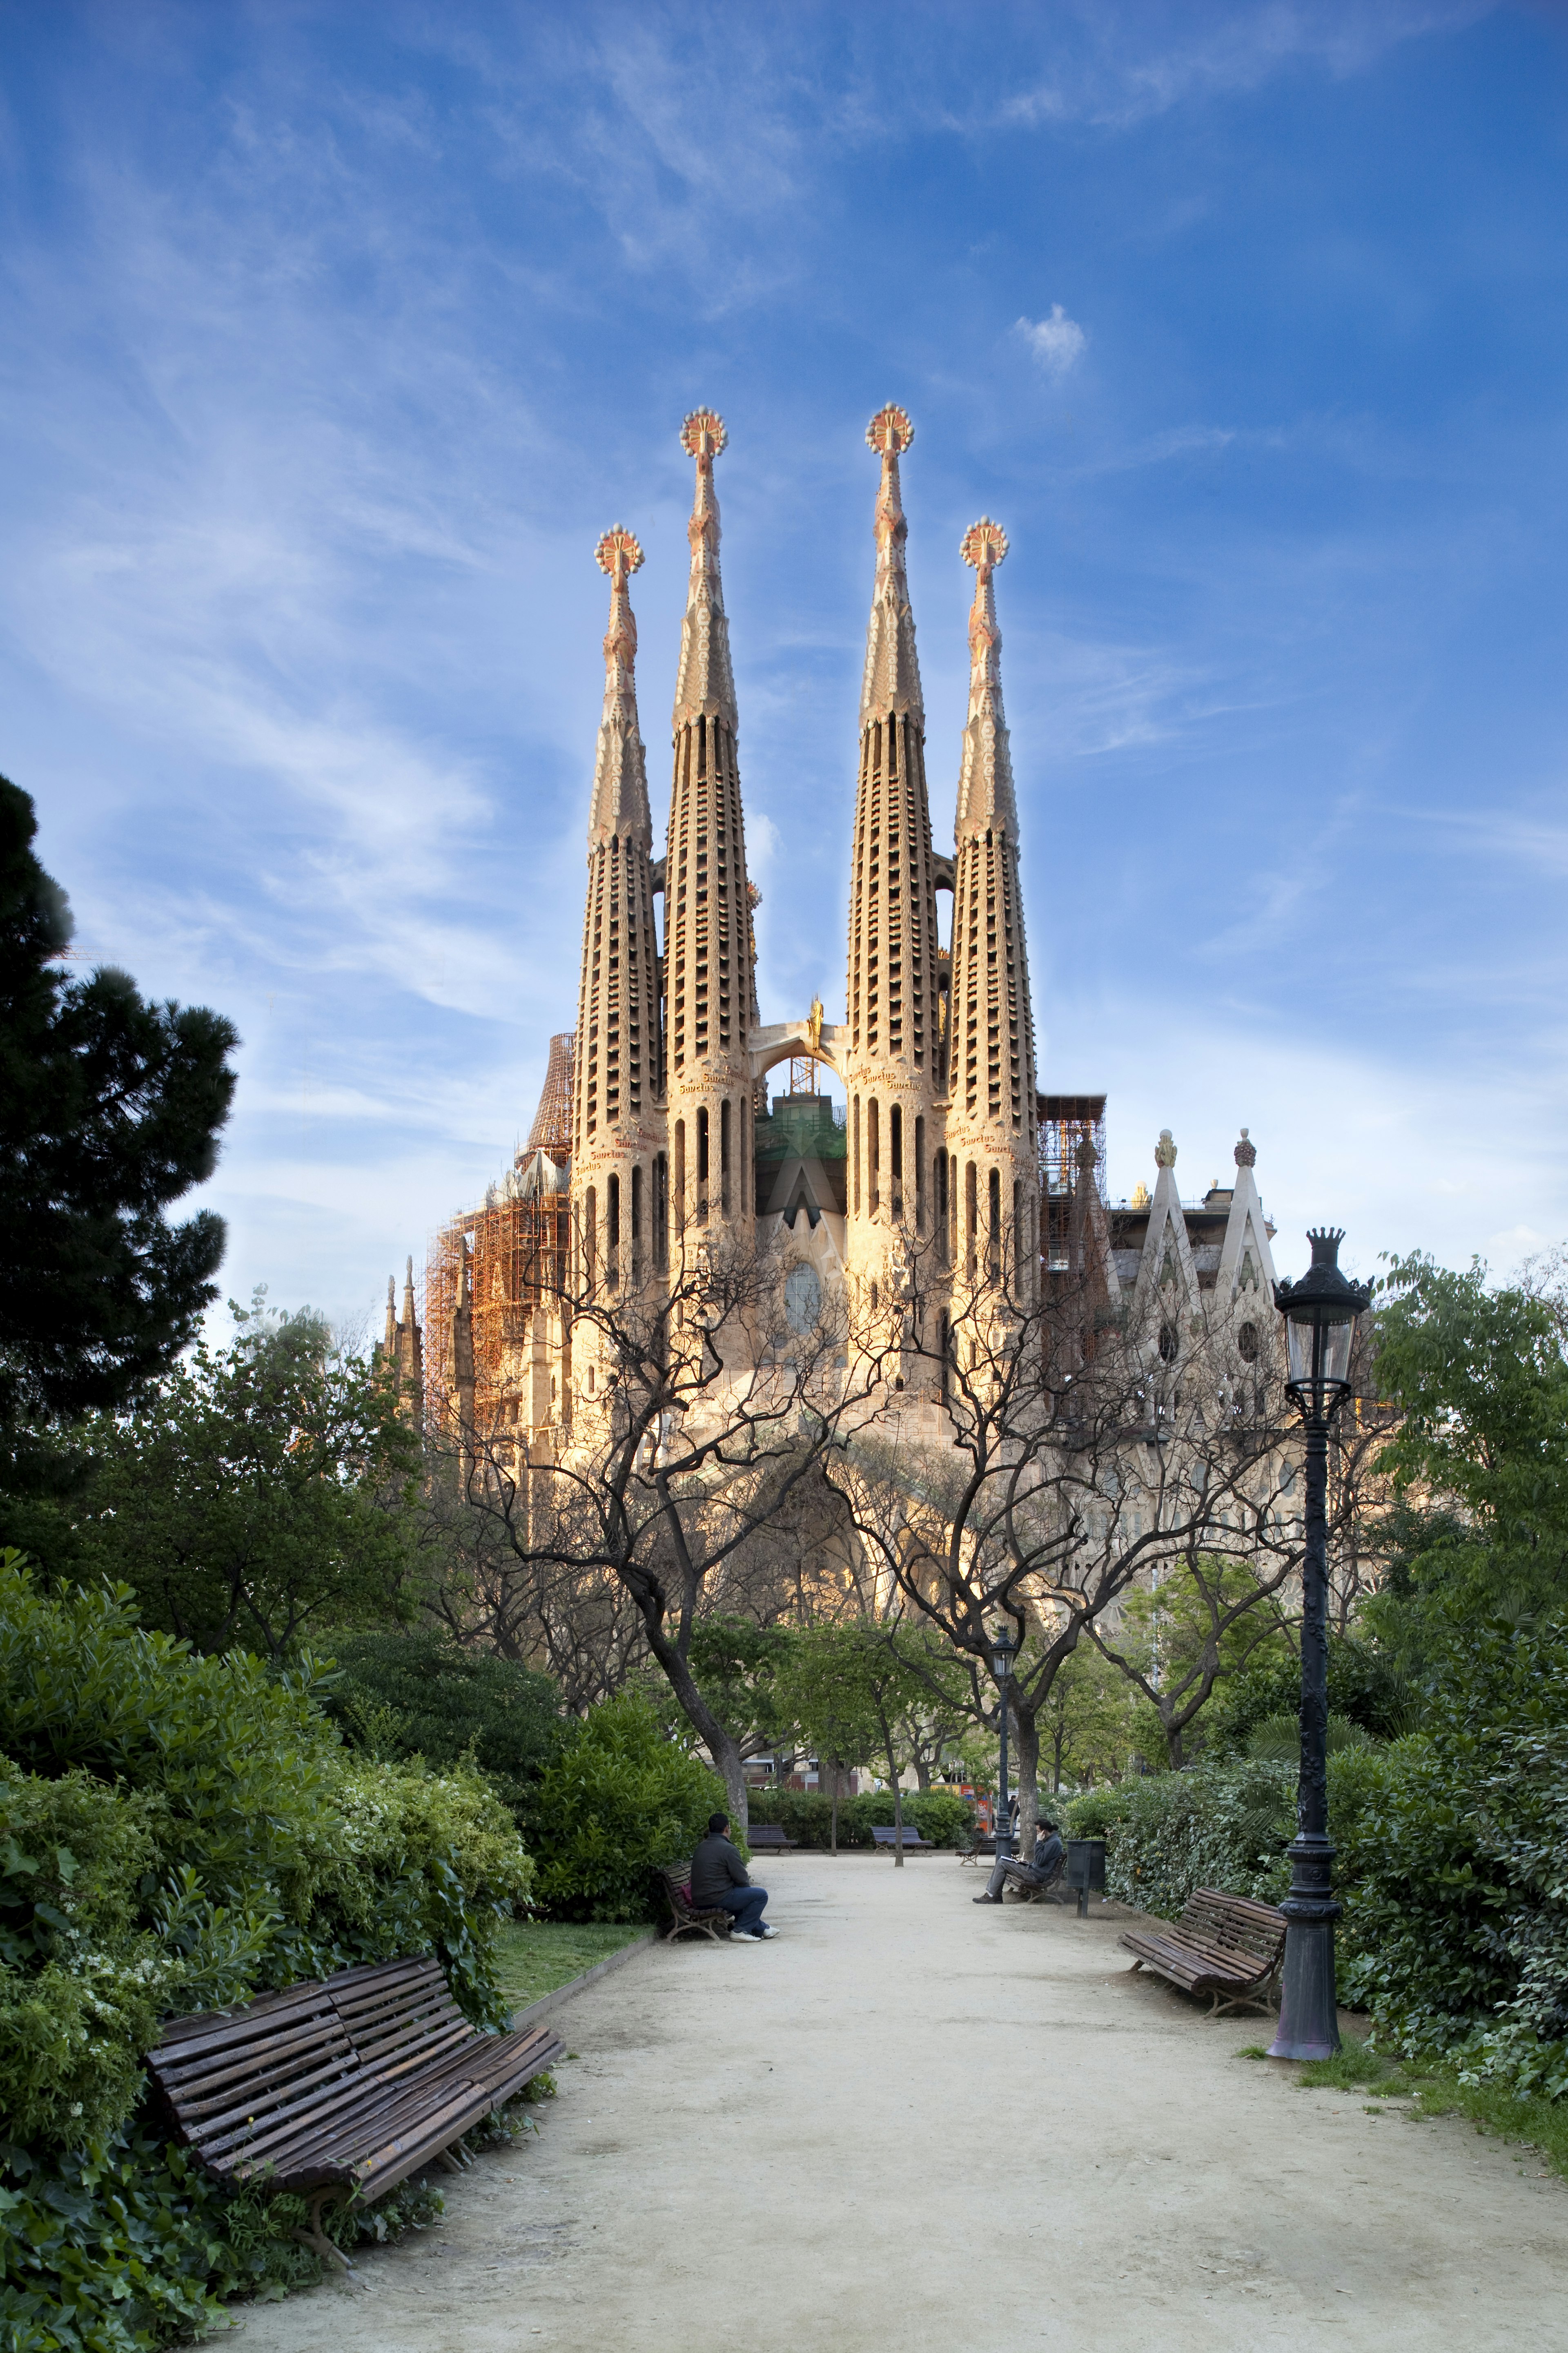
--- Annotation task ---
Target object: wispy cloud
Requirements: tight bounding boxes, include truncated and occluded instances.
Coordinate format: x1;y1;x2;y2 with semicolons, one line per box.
1015;306;1087;378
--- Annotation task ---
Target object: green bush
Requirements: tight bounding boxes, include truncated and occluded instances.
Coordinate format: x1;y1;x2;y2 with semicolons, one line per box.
323;1628;566;1837
0;1553;536;2346
1331;1619;1568;2099
1205;1635;1409;1756
743;1785;974;1849
530;1692;724;1921
1065;1758;1297;1917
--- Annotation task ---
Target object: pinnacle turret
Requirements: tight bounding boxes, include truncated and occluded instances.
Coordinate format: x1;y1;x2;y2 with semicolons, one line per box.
574;530;664;1150
860;403;924;728
672;408;738;732
588;527;652;847
955;518;1018;837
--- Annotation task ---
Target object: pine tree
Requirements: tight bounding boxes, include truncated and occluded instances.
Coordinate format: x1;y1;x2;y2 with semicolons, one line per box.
0;776;238;1470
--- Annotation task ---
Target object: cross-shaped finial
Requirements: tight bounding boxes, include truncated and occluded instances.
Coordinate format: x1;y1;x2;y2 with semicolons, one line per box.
680;408;728;461
960;517;1009;576
595;526;644;582
866;402;914;457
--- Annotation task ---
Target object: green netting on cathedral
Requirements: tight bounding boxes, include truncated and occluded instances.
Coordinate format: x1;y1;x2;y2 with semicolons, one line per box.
753;1093;846;1163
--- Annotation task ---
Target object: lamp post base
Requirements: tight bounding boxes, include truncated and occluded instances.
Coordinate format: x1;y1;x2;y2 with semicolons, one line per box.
1267;1834;1342;2061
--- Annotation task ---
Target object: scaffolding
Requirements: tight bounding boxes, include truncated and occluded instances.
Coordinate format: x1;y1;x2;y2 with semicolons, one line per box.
1038;1092;1107;1272
424;1030;577;1437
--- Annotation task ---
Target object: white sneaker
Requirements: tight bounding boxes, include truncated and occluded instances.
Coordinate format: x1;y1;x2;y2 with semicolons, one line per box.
757;1925;780;1939
730;1928;762;1942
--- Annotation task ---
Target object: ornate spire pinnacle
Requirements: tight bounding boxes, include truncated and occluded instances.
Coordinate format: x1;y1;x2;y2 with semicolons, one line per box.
955;517;1017;837
588;527;651;846
383;1274;397;1353
860;403;923;727
672;408;737;731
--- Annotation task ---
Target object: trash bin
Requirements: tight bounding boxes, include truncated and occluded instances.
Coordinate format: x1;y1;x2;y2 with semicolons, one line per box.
1064;1837;1107;1918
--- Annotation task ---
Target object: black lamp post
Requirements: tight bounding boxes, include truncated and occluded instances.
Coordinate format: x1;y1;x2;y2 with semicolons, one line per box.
1269;1229;1372;2062
990;1622;1017;1860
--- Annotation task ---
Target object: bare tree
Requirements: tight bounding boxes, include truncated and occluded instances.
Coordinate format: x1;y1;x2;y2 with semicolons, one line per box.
432;1222;892;1827
827;1237;1306;1853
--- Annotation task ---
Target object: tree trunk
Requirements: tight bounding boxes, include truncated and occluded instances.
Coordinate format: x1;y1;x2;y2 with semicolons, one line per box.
1011;1702;1041;1858
831;1778;839;1854
889;1742;904;1867
641;1608;748;1833
913;1752;931;1792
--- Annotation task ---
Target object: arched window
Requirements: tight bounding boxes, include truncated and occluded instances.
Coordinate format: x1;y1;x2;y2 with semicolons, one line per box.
584;1187;597;1291
965;1161;978;1281
915;1114;926;1234
1238;1320;1259;1363
697;1106;710;1223
987;1168;1001;1278
653;1153;668;1272
853;1096;861;1215
607;1173;621;1289
720;1098;732;1218
890;1104;903;1218
673;1122;686;1234
1158;1321;1178;1363
869;1098;880;1214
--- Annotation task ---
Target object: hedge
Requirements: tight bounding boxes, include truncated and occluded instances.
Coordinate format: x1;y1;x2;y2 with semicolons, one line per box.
744;1786;973;1849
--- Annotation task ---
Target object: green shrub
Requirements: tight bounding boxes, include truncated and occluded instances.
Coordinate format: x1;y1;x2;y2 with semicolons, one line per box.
1205;1636;1409;1756
323;1628;566;1837
530;1693;724;1921
1077;1758;1297;1918
0;1553;537;2344
742;1785;975;1849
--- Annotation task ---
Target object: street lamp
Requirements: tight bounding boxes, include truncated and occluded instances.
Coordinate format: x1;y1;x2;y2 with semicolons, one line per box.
1269;1228;1372;2062
990;1621;1017;1860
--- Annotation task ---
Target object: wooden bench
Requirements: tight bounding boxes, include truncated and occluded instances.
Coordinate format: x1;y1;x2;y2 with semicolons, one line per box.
658;1863;734;1943
744;1824;798;1852
1119;1889;1287;2018
871;1824;935;1853
145;1956;564;2278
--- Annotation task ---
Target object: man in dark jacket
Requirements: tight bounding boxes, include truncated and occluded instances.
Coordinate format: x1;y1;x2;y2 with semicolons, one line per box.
973;1818;1065;1905
690;1812;777;1941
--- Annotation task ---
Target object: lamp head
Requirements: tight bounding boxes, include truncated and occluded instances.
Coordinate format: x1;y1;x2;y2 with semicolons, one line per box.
990;1622;1017;1683
1272;1229;1372;1422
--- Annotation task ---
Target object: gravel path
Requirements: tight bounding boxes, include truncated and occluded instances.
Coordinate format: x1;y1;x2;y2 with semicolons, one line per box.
230;1852;1567;2352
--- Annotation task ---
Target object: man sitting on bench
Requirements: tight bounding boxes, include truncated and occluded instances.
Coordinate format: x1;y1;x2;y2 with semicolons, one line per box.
973;1816;1065;1905
692;1812;778;1942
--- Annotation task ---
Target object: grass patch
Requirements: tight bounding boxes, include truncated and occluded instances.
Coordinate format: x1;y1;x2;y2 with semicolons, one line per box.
494;1919;649;2013
1288;2035;1568;2179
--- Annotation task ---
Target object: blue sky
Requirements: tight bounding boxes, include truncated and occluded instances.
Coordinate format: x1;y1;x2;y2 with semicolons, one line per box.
3;0;1566;1327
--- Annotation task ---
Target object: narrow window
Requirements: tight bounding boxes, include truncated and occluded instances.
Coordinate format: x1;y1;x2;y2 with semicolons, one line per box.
673;1122;686;1235
653;1152;669;1272
584;1186;597;1291
965;1162;977;1281
939;1311;950;1402
631;1163;644;1279
869;1098;880;1214
721;1097;732;1218
1012;1178;1022;1295
988;1168;1001;1277
853;1096;861;1215
697;1105;710;1223
890;1103;903;1218
915;1114;926;1234
607;1173;621;1289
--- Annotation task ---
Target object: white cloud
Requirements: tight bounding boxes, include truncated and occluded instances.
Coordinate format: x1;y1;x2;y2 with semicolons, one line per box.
1015;306;1087;378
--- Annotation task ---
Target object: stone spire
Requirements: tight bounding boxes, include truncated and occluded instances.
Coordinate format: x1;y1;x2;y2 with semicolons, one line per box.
944;521;1037;1301
588;525;652;846
844;405;945;1296
955;517;1018;836
394;1254;423;1420
947;520;1036;1146
672;408;738;730
859;403;924;729
573;529;664;1155
382;1274;397;1356
664;409;755;1245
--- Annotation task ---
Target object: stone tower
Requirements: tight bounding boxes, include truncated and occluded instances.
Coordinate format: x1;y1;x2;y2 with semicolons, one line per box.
944;519;1038;1301
663;410;756;1258
570;526;668;1304
842;404;946;1316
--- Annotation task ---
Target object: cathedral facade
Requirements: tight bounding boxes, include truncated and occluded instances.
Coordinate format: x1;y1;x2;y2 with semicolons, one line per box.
391;406;1278;1450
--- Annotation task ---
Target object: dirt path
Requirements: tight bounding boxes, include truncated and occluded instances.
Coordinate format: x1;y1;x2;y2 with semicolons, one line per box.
230;1853;1567;2353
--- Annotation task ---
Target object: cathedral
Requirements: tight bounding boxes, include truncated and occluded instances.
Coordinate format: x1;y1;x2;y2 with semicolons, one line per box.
384;405;1279;1451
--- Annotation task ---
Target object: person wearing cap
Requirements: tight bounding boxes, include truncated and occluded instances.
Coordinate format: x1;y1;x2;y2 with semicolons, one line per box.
973;1816;1065;1905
